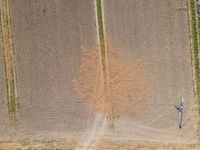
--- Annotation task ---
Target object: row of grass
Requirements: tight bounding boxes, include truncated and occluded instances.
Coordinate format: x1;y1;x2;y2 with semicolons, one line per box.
198;0;200;50
96;0;106;71
188;0;200;134
1;0;17;114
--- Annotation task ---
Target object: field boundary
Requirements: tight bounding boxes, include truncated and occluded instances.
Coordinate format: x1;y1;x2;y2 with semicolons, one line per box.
0;0;18;115
187;0;200;136
95;0;106;70
94;0;114;126
198;0;200;46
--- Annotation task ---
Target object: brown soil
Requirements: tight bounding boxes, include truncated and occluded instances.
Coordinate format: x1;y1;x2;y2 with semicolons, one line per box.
73;40;150;119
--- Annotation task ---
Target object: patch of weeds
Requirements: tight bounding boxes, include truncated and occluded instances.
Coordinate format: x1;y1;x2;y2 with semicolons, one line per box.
198;1;200;18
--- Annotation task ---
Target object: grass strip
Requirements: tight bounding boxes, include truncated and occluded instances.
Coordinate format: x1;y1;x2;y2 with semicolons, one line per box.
95;0;114;126
96;0;106;70
198;0;200;48
1;0;17;114
188;0;200;137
